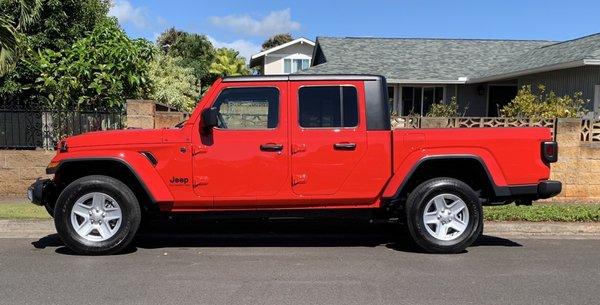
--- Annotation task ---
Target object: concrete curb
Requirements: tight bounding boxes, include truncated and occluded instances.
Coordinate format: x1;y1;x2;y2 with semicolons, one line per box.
1;219;599;239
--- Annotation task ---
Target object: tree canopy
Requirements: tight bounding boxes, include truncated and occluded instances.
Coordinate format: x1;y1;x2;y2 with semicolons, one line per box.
0;1;253;112
36;19;153;109
159;29;215;87
261;33;293;50
209;48;249;77
147;52;198;112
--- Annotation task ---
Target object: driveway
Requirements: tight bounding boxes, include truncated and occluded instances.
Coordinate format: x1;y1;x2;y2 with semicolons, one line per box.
0;220;598;305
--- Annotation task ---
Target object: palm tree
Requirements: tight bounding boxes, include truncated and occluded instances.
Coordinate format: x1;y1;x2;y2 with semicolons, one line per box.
209;48;250;77
0;0;40;75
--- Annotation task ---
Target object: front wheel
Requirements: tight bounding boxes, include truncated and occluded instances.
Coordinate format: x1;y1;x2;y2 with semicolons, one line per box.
405;178;483;254
54;175;141;255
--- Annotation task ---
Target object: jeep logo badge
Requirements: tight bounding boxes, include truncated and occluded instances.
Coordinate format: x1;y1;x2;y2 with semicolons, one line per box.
170;177;189;184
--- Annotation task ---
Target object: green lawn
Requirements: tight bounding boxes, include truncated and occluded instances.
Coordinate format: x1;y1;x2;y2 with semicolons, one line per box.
483;204;600;222
0;202;599;222
0;203;51;220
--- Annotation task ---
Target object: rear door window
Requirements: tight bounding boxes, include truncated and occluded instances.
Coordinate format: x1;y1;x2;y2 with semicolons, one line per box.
298;86;358;128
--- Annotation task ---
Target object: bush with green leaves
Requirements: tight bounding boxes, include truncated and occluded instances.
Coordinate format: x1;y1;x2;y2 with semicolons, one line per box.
500;84;587;118
426;96;460;117
35;19;153;109
147;52;198;112
0;0;110;99
209;47;249;77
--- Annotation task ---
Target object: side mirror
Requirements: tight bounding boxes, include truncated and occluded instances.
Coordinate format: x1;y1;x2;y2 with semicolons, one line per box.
201;107;219;132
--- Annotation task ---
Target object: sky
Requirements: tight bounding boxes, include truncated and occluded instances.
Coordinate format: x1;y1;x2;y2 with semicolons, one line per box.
109;0;600;60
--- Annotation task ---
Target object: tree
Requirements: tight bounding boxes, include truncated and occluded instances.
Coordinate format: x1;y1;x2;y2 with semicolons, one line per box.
156;27;183;52
35;19;153;109
261;33;292;50
148;52;198;112
209;48;250;77
0;0;110;98
156;28;216;89
500;84;587;118
0;0;40;75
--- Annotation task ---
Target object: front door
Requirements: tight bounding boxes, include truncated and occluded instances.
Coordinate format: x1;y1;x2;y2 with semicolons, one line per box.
289;81;368;197
193;83;289;207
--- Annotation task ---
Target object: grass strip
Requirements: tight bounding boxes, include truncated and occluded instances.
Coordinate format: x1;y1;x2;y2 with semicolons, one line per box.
0;203;51;220
484;204;600;222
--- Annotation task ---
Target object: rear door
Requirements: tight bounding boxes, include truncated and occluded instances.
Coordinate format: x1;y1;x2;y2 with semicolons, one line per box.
289;81;368;197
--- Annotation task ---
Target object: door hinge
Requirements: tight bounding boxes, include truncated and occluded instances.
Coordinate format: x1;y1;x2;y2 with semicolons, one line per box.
193;176;209;187
192;146;207;155
292;174;307;185
291;143;306;154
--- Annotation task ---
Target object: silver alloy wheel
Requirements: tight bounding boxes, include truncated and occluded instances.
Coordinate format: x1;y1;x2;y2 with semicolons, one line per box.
422;193;470;241
70;192;122;242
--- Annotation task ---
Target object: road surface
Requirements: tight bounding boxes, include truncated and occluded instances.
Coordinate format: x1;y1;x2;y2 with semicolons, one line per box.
0;220;598;305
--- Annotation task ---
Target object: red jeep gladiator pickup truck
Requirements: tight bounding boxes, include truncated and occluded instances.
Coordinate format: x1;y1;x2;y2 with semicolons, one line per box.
28;75;561;255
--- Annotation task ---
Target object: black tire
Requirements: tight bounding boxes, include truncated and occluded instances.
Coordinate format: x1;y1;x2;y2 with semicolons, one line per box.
54;175;141;255
405;177;483;254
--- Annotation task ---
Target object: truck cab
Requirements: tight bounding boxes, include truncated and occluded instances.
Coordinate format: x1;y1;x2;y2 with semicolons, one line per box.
29;75;561;255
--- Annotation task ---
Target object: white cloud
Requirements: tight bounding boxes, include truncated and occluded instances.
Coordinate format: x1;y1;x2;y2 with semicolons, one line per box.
207;36;262;62
209;8;300;37
109;0;150;29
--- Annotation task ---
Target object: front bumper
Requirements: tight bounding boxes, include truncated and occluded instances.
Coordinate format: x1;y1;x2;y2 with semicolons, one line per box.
27;179;56;206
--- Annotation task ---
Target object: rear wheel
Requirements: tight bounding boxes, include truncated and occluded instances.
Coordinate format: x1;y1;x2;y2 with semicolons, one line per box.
54;175;141;255
405;177;483;254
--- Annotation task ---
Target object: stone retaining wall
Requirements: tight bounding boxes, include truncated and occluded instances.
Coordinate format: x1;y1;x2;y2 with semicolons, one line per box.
550;119;600;202
0;150;54;196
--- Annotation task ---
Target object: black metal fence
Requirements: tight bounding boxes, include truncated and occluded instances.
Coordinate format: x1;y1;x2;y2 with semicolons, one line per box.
0;99;125;150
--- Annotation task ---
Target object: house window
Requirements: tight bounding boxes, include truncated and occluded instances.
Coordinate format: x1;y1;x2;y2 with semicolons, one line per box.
284;59;310;73
401;86;444;116
298;86;358;128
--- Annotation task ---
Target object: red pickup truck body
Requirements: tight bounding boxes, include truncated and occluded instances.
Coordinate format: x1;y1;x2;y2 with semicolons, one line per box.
29;75;560;254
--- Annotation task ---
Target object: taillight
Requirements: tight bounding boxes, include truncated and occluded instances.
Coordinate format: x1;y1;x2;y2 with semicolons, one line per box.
542;141;558;163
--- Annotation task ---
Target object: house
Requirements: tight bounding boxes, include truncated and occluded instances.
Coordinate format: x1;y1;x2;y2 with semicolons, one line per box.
250;38;315;75
302;34;600;116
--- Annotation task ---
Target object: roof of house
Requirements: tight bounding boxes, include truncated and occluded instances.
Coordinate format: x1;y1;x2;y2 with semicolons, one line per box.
249;38;314;68
303;34;600;83
473;33;600;81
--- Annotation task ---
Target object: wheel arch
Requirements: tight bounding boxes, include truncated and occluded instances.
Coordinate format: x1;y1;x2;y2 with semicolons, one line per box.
385;155;510;204
53;157;172;212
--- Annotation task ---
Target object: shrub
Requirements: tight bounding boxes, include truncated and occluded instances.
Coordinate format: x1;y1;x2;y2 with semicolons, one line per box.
147;52;198;112
35;19;153;109
500;84;587;118
426;96;459;117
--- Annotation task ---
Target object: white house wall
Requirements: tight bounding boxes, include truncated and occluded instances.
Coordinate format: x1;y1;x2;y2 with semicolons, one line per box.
262;43;315;75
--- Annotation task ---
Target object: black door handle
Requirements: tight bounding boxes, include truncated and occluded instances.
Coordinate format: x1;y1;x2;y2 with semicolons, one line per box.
260;143;283;152
334;142;356;150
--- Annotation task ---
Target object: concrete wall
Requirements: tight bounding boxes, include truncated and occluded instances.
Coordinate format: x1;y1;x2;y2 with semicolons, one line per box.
126;100;187;129
550;118;600;202
0;150;54;196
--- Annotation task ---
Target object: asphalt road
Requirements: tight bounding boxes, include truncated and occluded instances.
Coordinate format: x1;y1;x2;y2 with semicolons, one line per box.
0;220;599;305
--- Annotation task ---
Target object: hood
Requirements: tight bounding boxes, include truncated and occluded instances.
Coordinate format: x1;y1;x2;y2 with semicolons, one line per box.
64;129;165;148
